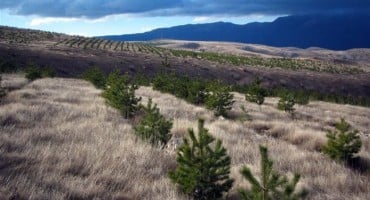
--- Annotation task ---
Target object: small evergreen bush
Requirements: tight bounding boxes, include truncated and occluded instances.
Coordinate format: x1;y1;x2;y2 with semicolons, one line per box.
41;66;56;78
25;64;43;81
186;78;207;104
245;77;266;106
133;73;151;86
169;119;233;200
0;60;17;73
25;64;55;81
173;75;190;99
152;72;175;94
102;70;141;119
322;119;362;161
277;92;296;113
0;76;6;100
134;98;172;147
205;80;235;117
83;67;106;89
294;91;309;105
239;145;307;200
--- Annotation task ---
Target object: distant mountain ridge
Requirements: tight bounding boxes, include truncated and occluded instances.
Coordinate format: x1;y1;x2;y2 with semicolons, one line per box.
101;14;370;50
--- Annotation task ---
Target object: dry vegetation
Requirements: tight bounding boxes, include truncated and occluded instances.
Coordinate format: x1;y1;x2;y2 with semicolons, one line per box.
0;74;369;199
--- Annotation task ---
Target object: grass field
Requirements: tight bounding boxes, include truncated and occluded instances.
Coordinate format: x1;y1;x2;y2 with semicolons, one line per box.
0;74;369;199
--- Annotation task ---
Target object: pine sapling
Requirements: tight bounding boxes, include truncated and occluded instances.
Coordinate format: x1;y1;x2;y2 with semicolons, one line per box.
206;80;235;117
0;76;6;101
277;92;295;113
102;70;141;119
322;118;362;162
169;119;233;200
239;146;307;200
134;98;172;147
83;67;106;89
246;77;267;106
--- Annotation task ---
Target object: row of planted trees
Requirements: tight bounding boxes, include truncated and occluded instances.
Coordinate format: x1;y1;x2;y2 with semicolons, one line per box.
83;67;363;200
152;72;302;116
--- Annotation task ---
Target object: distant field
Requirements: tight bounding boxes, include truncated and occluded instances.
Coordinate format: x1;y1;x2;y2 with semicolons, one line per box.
0;74;369;199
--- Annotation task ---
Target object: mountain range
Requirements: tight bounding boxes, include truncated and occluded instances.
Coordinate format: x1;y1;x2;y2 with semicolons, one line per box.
101;14;370;50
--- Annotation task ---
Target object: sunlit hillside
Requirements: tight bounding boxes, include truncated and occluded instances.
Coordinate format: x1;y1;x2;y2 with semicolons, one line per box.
0;74;369;199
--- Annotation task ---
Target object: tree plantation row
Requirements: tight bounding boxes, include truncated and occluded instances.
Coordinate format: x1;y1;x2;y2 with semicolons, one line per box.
54;37;364;74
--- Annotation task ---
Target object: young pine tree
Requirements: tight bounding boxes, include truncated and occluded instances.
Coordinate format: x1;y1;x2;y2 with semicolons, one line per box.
41;66;56;78
102;70;141;119
83;67;106;89
25;64;42;81
134;98;172;147
277;92;296;113
169;119;233;200
239;146;307;200
206;80;235;117
246;77;267;106
322;118;362;162
0;76;6;101
294;90;309;105
186;78;207;105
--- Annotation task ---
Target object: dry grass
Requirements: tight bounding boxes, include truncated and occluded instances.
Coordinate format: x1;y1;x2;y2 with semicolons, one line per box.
0;75;184;200
136;87;370;200
0;74;369;199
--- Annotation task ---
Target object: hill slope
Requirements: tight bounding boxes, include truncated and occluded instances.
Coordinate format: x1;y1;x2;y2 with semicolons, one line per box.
1;26;370;105
102;14;370;50
0;75;369;199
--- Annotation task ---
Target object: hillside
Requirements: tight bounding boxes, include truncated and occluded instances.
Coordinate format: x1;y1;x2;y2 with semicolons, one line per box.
101;14;370;50
1;26;370;106
0;74;369;199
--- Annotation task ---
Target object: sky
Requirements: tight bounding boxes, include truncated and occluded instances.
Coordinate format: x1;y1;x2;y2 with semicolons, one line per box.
1;1;369;37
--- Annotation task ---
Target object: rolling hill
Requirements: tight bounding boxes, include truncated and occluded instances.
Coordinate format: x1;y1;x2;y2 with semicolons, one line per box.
1;26;370;105
102;14;370;50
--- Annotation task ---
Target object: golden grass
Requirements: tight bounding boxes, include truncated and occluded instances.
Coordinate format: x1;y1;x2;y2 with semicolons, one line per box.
0;74;369;199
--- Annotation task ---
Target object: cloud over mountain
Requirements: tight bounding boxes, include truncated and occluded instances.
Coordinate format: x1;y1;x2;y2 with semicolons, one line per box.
1;0;369;18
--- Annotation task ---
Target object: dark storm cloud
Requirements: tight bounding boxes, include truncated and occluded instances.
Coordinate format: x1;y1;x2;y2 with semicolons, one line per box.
1;0;369;18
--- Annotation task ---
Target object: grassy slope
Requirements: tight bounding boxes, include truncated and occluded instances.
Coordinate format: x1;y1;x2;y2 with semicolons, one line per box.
0;74;369;199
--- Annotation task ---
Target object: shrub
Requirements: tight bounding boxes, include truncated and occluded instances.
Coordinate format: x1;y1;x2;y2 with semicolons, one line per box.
0;60;17;73
134;98;172;147
277;92;295;113
83;67;106;89
169;119;233;200
294;90;309;105
245;77;266;105
42;66;56;78
133;73;151;86
186;78;208;104
322;119;362;161
25;64;55;81
206;80;235;117
25;64;43;81
0;76;6;100
152;72;175;94
172;75;190;99
102;70;141;119
239;146;307;200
